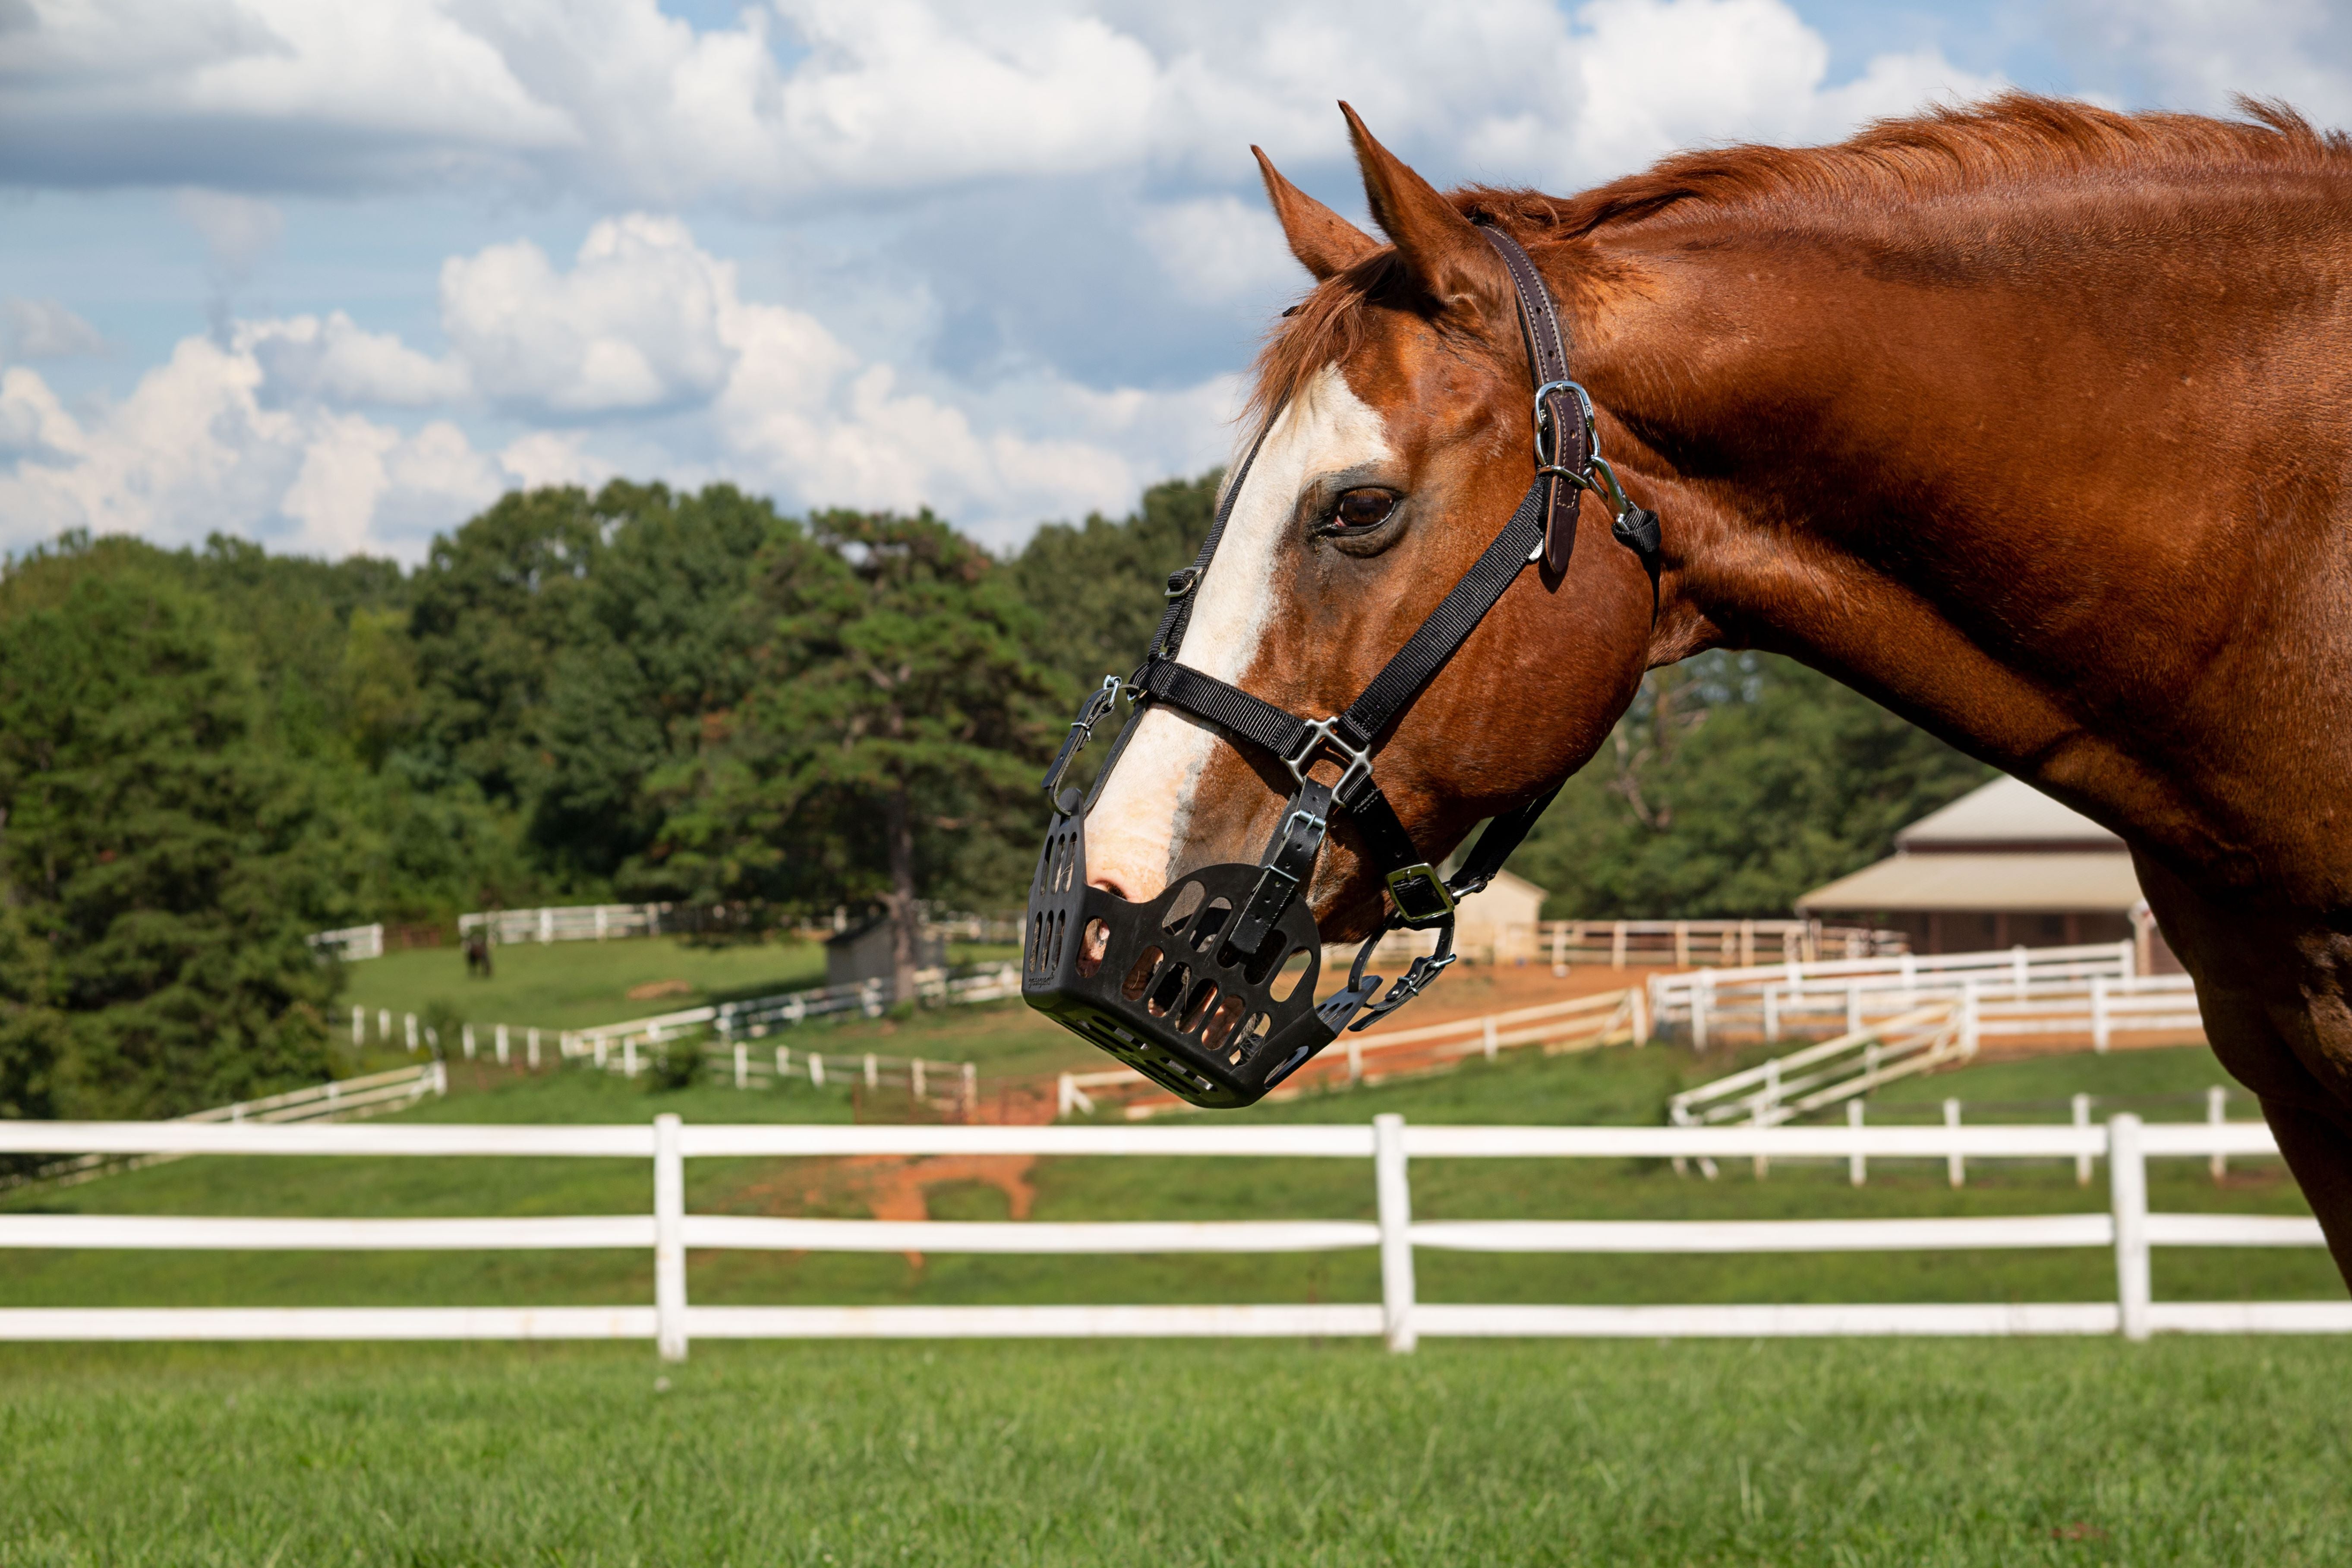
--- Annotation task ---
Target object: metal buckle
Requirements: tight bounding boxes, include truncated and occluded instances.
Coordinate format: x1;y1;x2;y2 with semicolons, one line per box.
1532;379;1598;469
1282;716;1374;802
1383;862;1457;928
1165;566;1201;599
1040;674;1126;810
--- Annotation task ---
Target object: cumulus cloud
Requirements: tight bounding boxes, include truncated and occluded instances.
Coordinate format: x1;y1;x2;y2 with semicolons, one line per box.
0;212;1237;559
2050;0;2352;123
0;0;2015;205
438;215;745;414
1;297;105;360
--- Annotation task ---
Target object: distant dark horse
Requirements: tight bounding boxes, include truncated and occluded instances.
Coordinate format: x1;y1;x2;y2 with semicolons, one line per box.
1082;95;2352;1285
464;934;493;980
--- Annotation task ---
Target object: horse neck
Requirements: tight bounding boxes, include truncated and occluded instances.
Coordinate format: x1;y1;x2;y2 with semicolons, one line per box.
1590;192;2352;892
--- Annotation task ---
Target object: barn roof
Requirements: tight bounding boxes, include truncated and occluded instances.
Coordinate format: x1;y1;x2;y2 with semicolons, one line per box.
1894;776;2122;852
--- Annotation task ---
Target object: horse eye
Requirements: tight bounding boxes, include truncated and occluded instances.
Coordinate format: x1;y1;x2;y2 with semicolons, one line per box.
1333;489;1396;530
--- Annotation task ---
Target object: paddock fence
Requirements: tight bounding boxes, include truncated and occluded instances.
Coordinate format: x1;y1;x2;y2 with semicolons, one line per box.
306;923;385;962
1648;940;2203;1053
2;1063;446;1193
1055;990;1646;1119
0;1112;2336;1357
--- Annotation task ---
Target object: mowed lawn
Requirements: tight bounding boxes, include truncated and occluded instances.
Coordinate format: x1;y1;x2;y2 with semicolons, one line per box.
4;1336;2351;1565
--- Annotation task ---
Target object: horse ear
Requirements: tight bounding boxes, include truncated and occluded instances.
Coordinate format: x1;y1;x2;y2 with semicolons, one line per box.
1252;146;1376;281
1338;101;1502;316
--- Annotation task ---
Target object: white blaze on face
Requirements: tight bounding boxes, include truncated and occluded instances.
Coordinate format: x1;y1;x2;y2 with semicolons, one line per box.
1085;363;1393;902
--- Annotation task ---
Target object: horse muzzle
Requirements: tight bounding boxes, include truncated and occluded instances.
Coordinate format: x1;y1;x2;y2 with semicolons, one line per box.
1020;811;1353;1107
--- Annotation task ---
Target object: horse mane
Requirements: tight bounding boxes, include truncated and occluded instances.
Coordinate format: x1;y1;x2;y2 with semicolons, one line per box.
1250;94;2352;423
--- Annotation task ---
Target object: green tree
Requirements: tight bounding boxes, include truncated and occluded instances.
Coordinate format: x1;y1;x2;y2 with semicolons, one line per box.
1508;652;1993;918
0;563;340;1117
1009;470;1221;700
699;511;1056;1000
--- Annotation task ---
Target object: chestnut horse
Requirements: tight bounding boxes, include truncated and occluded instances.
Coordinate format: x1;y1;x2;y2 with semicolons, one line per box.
1083;94;2352;1284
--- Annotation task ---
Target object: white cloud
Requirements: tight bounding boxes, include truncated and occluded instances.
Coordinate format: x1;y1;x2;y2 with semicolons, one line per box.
0;334;500;559
1;0;2015;205
1140;195;1294;307
0;211;1238;558
2051;0;2352;123
243;312;469;406
1;297;106;360
439;215;743;414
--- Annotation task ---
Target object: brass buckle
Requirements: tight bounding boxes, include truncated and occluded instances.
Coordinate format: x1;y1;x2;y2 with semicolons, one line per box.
1384;863;1456;928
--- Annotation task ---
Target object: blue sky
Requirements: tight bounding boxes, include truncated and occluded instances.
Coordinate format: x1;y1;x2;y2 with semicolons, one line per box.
2;0;2346;561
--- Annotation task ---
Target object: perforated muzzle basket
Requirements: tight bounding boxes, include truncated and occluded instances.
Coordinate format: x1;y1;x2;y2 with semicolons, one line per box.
1022;813;1338;1108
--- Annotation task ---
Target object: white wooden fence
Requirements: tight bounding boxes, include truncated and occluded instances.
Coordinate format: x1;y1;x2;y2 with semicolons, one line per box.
6;1064;446;1191
0;1113;2336;1357
1537;919;1907;971
1648;940;2203;1052
307;923;385;961
458;904;672;945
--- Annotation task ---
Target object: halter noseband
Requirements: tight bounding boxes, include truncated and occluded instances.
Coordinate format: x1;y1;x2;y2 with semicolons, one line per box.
1021;224;1662;1108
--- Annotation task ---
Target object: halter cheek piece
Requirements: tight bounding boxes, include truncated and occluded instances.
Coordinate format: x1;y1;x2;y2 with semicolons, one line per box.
1020;224;1663;1109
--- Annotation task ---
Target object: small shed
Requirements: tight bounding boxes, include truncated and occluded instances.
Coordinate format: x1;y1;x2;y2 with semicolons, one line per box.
1795;776;2175;971
825;915;947;990
1454;869;1548;964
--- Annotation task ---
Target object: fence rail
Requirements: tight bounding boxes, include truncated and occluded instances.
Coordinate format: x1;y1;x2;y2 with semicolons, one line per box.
0;1113;2335;1356
1056;990;1644;1118
306;923;385;961
1648;941;2203;1053
1536;919;1907;970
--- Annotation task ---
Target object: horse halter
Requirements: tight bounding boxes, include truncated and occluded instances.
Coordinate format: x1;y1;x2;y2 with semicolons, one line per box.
1020;224;1662;1108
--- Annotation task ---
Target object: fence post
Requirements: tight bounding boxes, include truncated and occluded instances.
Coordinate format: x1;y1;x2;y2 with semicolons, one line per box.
379;1008;391;1045
777;1045;790;1082
2073;1094;2093;1186
1959;982;1980;1057
1674;922;1690;967
351;1006;364;1047
1692;975;1711;1054
2209;1085;2228;1183
1374;1114;1416;1354
2109;1113;2151;1341
624;1038;639;1078
1944;1098;1964;1188
2090;975;2111;1054
653;1114;687;1362
462;1023;476;1061
865;1053;879;1089
1629;985;1649;1046
404;1013;418;1052
810;1054;826;1088
495;1023;510;1067
1552;923;1566;976
734;1043;747;1090
962;1062;977;1120
527;1028;540;1071
1613;922;1629;970
1482;1015;1498;1062
1848;1098;1866;1187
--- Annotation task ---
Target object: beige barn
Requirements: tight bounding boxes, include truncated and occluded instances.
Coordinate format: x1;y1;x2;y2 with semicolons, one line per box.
1795;776;2175;971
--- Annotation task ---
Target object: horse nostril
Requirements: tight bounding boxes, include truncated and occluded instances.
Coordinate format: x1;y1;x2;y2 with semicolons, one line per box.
1089;873;1133;902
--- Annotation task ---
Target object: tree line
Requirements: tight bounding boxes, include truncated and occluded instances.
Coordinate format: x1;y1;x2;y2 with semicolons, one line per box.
0;473;1983;1120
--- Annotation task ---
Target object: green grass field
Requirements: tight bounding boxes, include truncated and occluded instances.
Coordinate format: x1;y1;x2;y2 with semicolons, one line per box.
5;1337;2351;1565
5;1032;2345;1563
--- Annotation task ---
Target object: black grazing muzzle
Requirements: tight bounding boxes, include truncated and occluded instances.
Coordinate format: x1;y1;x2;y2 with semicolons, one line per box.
1020;223;1662;1109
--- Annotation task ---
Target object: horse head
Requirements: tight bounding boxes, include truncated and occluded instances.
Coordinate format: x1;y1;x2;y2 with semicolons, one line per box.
1087;105;1658;942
